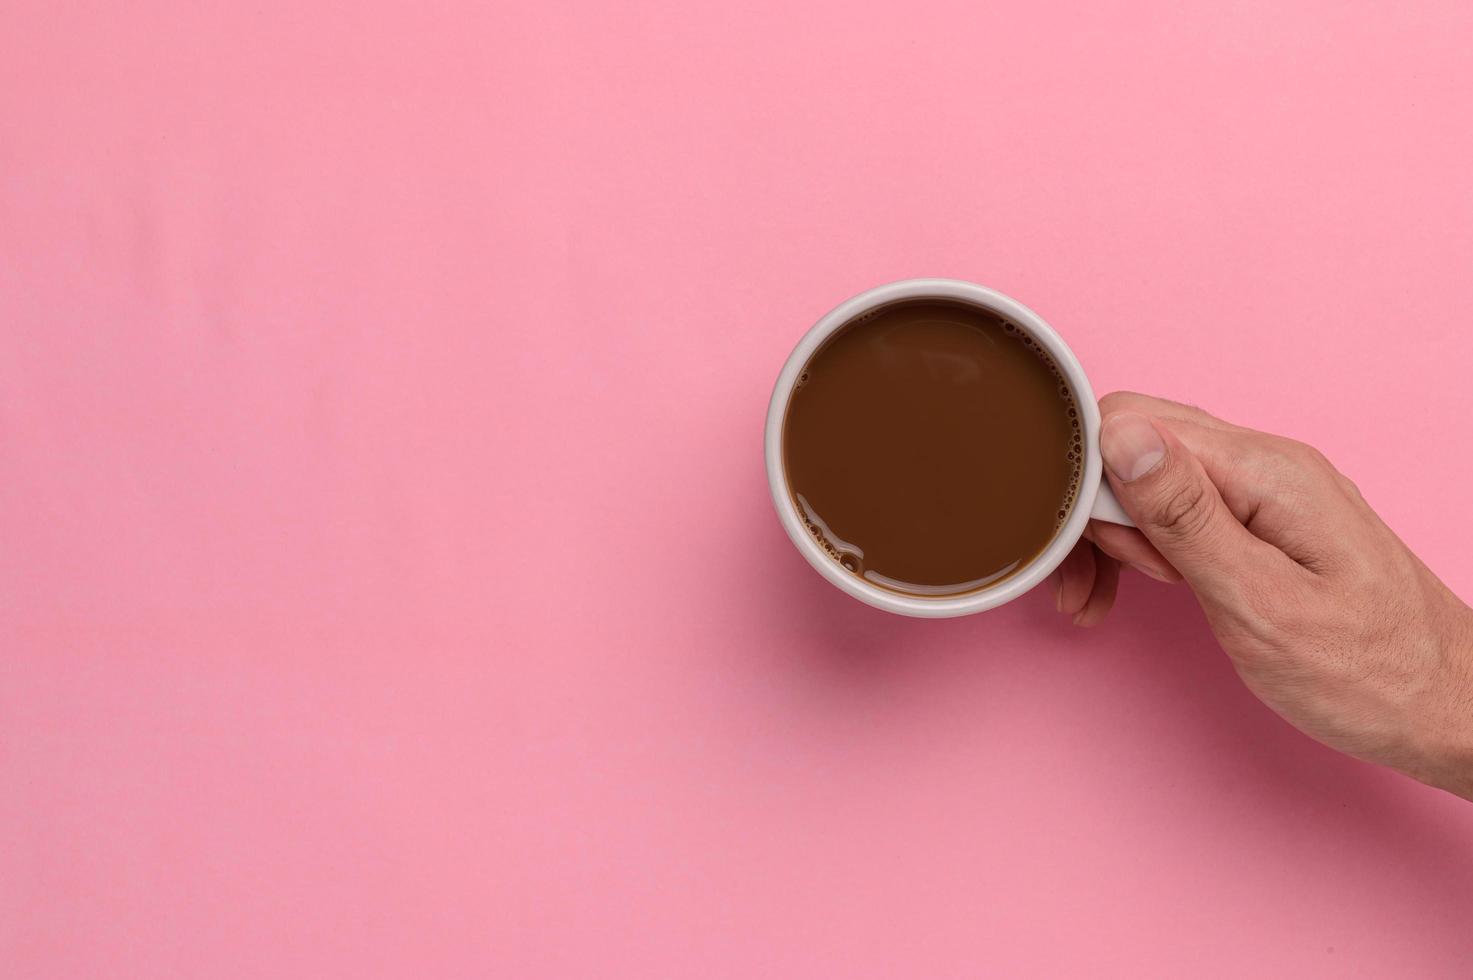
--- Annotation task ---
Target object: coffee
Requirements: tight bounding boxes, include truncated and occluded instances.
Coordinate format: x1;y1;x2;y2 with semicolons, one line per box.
782;299;1082;597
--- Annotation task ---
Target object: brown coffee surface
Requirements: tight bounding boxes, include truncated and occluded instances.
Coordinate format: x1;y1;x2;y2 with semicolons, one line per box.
783;300;1081;596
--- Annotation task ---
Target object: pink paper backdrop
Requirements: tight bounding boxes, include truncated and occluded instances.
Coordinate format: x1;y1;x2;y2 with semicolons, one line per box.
4;2;1473;977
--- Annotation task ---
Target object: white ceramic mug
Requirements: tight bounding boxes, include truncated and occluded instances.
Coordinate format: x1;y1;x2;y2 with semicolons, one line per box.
765;278;1134;618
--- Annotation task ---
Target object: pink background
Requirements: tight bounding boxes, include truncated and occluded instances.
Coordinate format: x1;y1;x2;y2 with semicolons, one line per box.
4;2;1473;976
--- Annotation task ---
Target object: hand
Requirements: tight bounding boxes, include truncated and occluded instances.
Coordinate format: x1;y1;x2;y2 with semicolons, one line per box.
1053;392;1473;799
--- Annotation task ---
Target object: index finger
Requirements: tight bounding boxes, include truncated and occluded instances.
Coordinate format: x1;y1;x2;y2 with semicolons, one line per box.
1098;391;1247;434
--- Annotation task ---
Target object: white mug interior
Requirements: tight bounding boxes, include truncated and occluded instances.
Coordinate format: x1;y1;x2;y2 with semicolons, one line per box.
764;278;1124;618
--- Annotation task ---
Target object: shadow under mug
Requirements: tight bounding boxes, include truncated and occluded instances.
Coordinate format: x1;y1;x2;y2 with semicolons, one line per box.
765;278;1134;618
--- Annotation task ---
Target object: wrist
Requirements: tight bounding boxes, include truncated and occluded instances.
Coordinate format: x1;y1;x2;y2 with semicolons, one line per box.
1407;602;1473;800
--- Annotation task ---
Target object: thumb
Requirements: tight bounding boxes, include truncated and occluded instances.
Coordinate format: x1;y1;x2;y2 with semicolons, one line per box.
1099;411;1282;592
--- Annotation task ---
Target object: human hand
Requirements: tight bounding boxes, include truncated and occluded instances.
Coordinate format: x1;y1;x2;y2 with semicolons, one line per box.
1053;392;1473;799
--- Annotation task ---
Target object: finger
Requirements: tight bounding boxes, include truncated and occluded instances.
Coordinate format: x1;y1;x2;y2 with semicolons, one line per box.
1073;546;1120;627
1100;392;1280;526
1098;391;1245;433
1086;521;1183;583
1099;398;1357;573
1057;540;1097;618
1099;412;1300;594
1131;416;1351;565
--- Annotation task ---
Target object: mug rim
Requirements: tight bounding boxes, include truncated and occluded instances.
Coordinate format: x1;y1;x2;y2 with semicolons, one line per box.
764;278;1104;618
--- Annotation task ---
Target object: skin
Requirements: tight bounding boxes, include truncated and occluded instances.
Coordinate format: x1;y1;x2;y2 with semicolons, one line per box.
1052;391;1473;800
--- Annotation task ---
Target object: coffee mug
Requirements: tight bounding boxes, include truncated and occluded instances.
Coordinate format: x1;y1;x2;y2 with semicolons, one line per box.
765;278;1133;618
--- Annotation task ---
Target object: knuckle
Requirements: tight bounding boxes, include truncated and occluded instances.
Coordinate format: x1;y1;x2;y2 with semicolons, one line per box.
1268;436;1310;463
1261;437;1343;491
1283;438;1331;470
1331;468;1364;502
1149;477;1215;541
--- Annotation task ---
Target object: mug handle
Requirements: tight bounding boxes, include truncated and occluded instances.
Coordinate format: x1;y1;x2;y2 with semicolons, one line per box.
1090;481;1135;526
